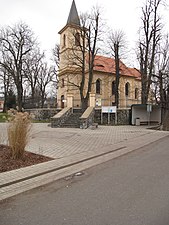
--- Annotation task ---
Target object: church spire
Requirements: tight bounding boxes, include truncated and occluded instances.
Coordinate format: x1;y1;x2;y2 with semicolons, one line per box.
67;0;80;26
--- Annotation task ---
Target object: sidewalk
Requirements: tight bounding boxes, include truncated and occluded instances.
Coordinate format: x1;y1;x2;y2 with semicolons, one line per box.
0;124;169;201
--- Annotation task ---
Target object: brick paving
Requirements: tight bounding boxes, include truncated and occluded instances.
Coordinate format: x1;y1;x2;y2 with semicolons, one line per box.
26;124;162;158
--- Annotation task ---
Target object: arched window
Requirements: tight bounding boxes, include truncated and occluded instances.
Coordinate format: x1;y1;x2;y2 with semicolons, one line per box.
125;82;130;96
135;88;139;99
62;78;64;88
75;32;80;46
112;81;116;95
96;79;101;94
63;34;66;47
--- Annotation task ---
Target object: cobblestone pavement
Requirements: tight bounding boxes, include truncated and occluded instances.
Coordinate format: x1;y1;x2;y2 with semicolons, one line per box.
0;123;167;160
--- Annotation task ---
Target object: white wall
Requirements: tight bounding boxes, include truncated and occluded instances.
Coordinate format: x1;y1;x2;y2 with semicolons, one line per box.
131;105;161;125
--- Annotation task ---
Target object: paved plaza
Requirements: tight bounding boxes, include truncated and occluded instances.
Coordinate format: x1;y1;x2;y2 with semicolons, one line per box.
1;123;160;159
23;124;169;158
0;123;169;201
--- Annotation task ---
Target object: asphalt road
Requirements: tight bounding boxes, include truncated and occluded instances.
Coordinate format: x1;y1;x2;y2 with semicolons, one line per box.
0;136;169;225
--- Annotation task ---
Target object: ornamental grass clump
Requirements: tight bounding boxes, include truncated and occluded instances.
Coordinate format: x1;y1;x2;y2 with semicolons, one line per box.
7;111;31;159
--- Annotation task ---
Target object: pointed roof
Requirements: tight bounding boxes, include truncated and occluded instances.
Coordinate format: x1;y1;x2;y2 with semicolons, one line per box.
67;0;80;26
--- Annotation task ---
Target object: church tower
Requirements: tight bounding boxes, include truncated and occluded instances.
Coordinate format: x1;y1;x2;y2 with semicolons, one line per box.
58;0;81;70
58;0;82;108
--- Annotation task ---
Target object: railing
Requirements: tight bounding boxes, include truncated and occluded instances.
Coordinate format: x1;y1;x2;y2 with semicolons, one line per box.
79;107;95;129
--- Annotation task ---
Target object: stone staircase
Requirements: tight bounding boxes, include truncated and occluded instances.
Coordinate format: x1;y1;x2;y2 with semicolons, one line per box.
59;109;83;128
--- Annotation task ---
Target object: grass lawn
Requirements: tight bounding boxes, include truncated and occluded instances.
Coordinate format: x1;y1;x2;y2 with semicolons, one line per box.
32;119;50;123
0;113;8;122
0;112;50;123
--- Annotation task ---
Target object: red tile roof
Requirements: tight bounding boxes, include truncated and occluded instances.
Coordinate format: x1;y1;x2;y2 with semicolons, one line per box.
94;55;141;79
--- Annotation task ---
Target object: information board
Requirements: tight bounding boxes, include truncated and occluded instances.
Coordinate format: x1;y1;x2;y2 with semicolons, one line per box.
102;106;117;113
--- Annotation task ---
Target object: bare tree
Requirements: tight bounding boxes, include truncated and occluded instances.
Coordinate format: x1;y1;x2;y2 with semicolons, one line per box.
23;49;44;105
0;22;37;111
137;0;163;104
152;34;169;127
37;62;55;108
51;44;60;99
0;66;12;112
107;29;126;108
52;43;60;69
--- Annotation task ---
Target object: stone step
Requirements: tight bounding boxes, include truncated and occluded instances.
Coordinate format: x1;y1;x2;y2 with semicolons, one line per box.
59;112;82;128
60;124;80;128
73;108;83;114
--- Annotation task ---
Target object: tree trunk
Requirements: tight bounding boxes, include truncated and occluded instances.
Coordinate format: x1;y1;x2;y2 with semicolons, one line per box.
16;82;23;111
40;91;46;108
81;97;88;112
163;110;169;131
115;44;120;108
31;88;35;105
162;84;169;130
3;94;8;113
141;74;148;104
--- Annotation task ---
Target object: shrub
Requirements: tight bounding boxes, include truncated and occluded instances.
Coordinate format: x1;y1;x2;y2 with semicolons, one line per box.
7;111;31;159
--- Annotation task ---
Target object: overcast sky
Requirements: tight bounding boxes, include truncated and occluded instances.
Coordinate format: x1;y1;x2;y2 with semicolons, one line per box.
0;0;169;66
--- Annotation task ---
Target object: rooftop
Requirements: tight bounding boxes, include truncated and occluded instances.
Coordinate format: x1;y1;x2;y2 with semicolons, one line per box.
94;55;141;79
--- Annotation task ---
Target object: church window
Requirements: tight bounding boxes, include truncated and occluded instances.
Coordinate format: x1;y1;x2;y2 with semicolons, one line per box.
96;79;101;94
125;82;130;96
75;32;80;46
63;34;66;47
62;78;64;87
135;88;139;99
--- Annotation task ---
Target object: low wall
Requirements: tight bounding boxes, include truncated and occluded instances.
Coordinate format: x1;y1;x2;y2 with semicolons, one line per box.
25;108;131;126
26;108;60;121
94;109;131;125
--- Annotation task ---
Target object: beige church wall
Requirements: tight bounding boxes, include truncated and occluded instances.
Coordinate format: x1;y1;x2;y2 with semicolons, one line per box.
57;69;141;109
60;26;82;49
59;26;86;71
92;72;113;103
119;76;141;108
91;72;141;108
58;89;81;108
60;26;76;51
57;86;67;108
57;73;82;108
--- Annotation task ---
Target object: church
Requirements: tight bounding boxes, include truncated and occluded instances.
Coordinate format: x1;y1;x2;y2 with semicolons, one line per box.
57;0;141;110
